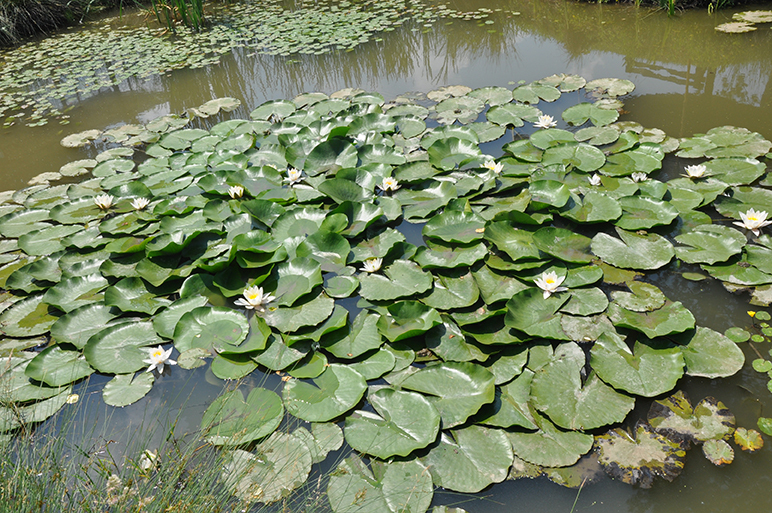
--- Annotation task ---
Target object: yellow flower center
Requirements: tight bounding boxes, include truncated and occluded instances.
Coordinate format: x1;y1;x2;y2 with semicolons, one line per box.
152;350;163;358
748;215;758;221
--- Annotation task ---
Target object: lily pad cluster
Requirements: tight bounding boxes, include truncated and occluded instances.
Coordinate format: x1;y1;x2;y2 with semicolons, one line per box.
715;10;772;33
0;0;495;127
0;75;767;508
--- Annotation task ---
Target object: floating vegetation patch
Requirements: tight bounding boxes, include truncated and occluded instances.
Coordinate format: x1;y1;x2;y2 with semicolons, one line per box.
0;0;502;127
716;10;772;33
0;76;771;509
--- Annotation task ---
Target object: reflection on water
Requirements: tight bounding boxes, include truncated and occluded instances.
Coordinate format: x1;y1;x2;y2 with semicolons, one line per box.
2;1;772;511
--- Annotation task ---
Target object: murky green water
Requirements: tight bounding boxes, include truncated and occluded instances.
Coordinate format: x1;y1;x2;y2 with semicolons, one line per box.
2;0;772;511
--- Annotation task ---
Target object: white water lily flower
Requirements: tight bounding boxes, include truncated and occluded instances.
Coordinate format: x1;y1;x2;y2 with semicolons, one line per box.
285;167;304;186
377;177;400;192
228;185;244;198
483;159;504;175
683;164;706;179
131;197;150;210
631;172;648;183
139;450;158;472
362;257;383;273
143;345;176;374
533;115;557;129
94;194;114;210
534;271;568;299
234;285;276;311
733;208;772;237
588;174;602;186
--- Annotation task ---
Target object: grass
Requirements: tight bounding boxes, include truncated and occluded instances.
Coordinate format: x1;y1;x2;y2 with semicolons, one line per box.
0;384;332;513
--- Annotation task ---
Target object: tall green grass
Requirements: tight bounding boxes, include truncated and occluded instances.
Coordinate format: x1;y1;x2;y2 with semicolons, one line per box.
150;0;206;31
0;384;333;513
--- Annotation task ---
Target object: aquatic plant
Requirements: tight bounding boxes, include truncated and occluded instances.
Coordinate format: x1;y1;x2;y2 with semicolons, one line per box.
1;75;771;508
0;0;499;126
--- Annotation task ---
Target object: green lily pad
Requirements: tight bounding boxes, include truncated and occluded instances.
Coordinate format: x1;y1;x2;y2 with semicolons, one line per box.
25;345;93;387
507;407;594;467
359;260;433;301
561;102;619;127
671;327;745;378
202;387;284;445
222;431;312;504
674;224;746;265
421;425;512;493
327;456;433;513
702;439;734;466
590;332;684;397
531;342;635;430
83;321;163;374
0;294;58;338
608;300;695;338
283;364;366;422
344;387;440;459
103;277;172;315
376;301;442;343
102;372;155;407
400;361;495;428
42;273;108;313
173;306;249;353
591;227;674;270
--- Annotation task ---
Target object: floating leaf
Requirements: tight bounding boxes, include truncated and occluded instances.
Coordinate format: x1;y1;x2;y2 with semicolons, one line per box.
327;456;433;513
344;388;440;459
530;342;635;430
283;364;366;422
102;372;154;407
222;431;312;504
421;425;512;493
647;391;735;443
202;387;284;446
595;421;686;489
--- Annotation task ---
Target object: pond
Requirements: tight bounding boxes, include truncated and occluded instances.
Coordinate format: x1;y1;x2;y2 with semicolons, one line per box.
1;0;772;512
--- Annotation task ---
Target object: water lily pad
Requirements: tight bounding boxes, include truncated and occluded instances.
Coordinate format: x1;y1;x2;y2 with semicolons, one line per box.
346;386;440;459
512;83;561;104
421;425;512;493
427;138;483;171
486;103;541;128
505;288;570;340
25;345;93;387
327;456;433;513
671;327;745;378
674;224;746;264
376;301;442;342
507;408;594;467
0;294;58;337
263;292;335;333
400;361;495;428
590;332;684;397
359;259;433;301
561;102;619;127
202;387;284;445
585;78;635;97
222;431;312;504
531;342;635;430
42;273;108;313
702;439;734;466
283;364;366;422
591;227;674;270
647;391;735;443
102;372;154;407
608;299;695;338
173;306;249;353
83;320;163;374
103;277;172;315
595;421;686;488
